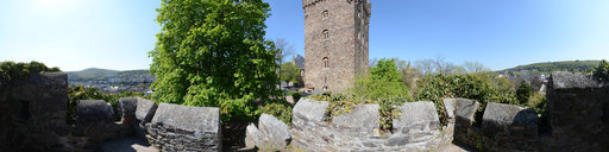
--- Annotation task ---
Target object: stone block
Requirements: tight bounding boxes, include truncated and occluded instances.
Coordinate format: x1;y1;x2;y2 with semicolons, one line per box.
244;123;261;148
257;114;291;149
134;97;157;124
444;98;480;147
151;103;219;134
332;104;379;133
550;71;605;89
444;98;479;125
148;103;221;152
392;101;440;144
394;101;439;129
292;98;329;125
118;97;137;123
482;102;538;151
77;100;114;121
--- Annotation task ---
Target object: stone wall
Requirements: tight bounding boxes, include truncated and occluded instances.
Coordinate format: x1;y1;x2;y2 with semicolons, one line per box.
251;99;445;151
0;72;222;152
545;71;609;151
3;71;609;152
0;72;70;151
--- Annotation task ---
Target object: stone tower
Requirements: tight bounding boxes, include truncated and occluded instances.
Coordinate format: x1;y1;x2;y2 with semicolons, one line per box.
302;0;371;93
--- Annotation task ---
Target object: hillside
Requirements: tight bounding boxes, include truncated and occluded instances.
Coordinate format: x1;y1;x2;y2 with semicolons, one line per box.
67;68;153;82
500;60;601;74
67;68;154;93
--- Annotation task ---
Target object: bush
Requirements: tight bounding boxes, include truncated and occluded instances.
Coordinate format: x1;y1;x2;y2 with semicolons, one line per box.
516;82;532;105
280;62;302;85
593;60;609;82
352;58;412;101
0;61;60;83
527;93;546;114
258;102;293;125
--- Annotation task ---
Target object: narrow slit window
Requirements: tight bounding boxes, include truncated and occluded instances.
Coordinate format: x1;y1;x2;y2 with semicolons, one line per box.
322;30;329;39
323;57;329;68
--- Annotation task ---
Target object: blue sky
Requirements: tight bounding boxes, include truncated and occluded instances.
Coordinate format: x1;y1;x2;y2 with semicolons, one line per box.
1;0;608;71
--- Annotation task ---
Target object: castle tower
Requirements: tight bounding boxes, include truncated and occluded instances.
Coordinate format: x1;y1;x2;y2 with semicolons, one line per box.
302;0;371;93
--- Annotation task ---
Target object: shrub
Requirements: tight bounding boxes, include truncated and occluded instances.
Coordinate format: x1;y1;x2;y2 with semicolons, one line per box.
516;82;532;105
527;93;546;115
0;61;60;83
258;102;293;125
352;58;412;101
280;62;302;85
593;59;609;82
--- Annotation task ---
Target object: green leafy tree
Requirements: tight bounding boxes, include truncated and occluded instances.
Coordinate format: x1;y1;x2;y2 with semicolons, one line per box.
593;60;609;82
0;61;60;82
150;0;280;121
353;58;411;100
516;82;532;105
279;62;301;84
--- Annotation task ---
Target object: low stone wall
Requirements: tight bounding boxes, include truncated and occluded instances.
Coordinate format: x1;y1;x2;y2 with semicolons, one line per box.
0;72;222;151
146;103;222;152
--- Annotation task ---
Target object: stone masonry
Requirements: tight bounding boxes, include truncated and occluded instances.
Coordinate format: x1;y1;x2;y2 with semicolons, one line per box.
146;103;222;152
303;0;371;93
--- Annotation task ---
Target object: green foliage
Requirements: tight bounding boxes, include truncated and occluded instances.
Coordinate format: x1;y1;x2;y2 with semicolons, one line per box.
312;93;366;121
258;102;293;125
516;82;532;105
0;61;60;83
527;93;546;115
312;59;414;131
378;98;407;130
280;62;301;84
593;60;609;82
150;0;280;122
352;58;412;101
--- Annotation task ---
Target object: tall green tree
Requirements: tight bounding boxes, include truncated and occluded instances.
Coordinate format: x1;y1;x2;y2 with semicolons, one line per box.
516;82;532;105
353;58;411;100
149;0;280;121
279;62;301;84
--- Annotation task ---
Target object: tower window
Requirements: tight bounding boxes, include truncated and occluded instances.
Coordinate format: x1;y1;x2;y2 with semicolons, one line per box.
322;10;328;18
323;57;329;68
322;30;329;39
